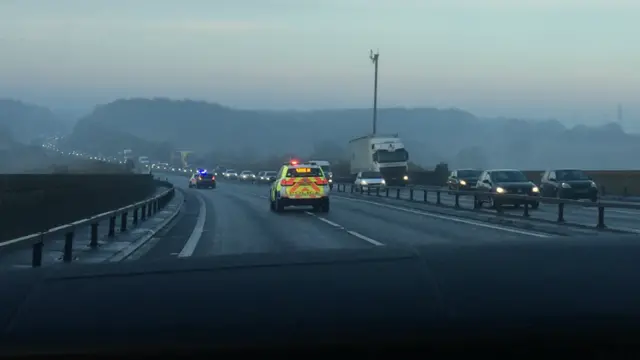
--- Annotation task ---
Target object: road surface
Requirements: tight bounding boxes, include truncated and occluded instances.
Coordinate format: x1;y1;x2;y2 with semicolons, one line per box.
133;176;614;262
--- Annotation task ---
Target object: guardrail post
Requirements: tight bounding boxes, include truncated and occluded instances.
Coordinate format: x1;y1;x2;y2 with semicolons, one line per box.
63;231;74;263
597;206;605;229
523;202;530;217
376;187;380;196
90;223;98;248
396;188;400;199
367;187;371;195
409;189;414;201
436;191;441;205
423;190;427;202
32;236;44;268
133;208;139;225
120;212;128;232
360;186;364;194
385;188;389;197
108;216;116;237
147;202;153;217
154;200;159;213
557;203;565;223
350;185;354;193
141;204;147;221
454;194;460;207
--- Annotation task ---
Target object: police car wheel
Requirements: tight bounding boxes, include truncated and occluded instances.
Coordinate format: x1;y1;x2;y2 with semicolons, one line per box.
275;199;285;212
319;199;330;213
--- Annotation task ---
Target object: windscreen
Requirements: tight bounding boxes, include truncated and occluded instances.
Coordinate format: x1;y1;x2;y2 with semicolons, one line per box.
556;170;589;181
286;167;322;177
227;169;236;173
375;149;409;163
491;171;528;182
265;171;277;176
361;171;382;178
458;170;482;178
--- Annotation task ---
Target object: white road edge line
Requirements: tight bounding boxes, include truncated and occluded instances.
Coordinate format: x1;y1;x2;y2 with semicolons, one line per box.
333;195;551;238
305;211;385;246
108;190;185;262
178;193;207;257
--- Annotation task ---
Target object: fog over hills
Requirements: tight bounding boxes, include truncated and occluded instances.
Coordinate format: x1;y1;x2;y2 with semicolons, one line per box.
0;99;71;143
70;98;637;170
1;97;637;170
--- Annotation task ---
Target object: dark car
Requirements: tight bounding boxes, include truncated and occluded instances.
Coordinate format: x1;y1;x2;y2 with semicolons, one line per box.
188;171;216;189
447;169;483;192
539;169;598;201
474;169;540;209
258;171;278;184
263;171;278;183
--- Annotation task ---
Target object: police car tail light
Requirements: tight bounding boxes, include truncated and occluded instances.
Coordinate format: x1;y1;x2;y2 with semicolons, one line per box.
316;178;328;185
280;178;295;186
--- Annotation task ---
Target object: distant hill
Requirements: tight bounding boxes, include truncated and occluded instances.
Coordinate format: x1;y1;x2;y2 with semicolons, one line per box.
61;118;173;162
0;99;71;143
67;98;640;170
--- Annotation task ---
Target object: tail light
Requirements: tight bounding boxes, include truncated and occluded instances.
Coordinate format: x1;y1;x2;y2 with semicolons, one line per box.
316;178;328;185
198;176;203;180
211;176;215;180
280;178;295;186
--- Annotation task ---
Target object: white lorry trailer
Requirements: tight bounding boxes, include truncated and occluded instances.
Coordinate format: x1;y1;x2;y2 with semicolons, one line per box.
348;134;410;186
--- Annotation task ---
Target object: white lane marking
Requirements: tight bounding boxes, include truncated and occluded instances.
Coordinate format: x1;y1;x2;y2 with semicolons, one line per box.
605;208;640;216
333;195;551;238
178;193;207;257
304;211;385;246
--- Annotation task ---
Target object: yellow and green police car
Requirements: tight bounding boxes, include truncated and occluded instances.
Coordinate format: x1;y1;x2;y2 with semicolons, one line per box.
270;160;330;213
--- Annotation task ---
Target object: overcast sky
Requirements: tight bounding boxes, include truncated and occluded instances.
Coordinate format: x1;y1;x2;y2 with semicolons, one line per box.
0;0;638;125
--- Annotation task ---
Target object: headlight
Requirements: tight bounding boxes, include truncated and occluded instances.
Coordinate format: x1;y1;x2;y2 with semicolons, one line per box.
381;179;386;184
360;180;367;185
328;179;333;183
590;181;597;188
403;175;409;181
561;183;571;189
532;186;540;193
459;180;467;186
495;187;505;194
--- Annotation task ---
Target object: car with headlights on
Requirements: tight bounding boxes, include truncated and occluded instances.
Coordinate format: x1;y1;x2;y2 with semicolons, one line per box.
240;170;255;181
474;169;540;209
354;171;386;191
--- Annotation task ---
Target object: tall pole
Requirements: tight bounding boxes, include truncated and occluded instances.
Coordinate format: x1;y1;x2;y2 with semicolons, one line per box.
370;49;379;135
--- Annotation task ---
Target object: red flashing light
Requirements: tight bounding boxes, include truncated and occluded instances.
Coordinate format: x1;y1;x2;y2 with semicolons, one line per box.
290;160;299;165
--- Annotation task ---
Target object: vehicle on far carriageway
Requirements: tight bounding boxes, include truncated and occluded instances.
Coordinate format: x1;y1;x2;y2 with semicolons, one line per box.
474;169;541;209
270;160;330;213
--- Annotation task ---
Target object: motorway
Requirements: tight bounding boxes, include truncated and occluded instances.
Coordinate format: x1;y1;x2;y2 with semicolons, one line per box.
130;176;621;262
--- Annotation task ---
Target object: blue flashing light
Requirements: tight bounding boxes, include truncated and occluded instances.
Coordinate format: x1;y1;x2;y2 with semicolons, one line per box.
197;168;207;174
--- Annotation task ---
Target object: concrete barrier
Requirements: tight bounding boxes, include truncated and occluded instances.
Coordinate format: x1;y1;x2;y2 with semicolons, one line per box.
0;174;156;242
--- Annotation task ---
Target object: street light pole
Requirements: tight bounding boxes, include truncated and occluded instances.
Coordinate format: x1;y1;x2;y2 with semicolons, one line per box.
369;49;379;135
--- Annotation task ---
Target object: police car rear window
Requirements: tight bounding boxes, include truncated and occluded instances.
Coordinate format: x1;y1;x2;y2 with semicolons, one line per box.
286;167;322;177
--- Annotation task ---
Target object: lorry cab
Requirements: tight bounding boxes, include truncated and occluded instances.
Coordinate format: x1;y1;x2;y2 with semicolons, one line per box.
348;134;410;187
